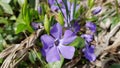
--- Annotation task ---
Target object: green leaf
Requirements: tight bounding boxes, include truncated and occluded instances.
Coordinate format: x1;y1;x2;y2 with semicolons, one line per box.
111;16;120;29
73;0;77;19
1;0;11;3
22;0;31;24
46;56;64;68
44;15;50;34
56;12;64;26
88;0;94;9
17;0;25;7
36;52;42;61
0;1;13;14
75;5;84;19
28;50;37;64
69;36;85;48
0;28;3;33
0;58;3;64
16;13;33;33
29;0;35;8
0;17;8;24
15;23;27;34
34;50;47;66
110;64;120;68
0;34;4;52
86;16;98;22
10;15;16;20
21;0;33;33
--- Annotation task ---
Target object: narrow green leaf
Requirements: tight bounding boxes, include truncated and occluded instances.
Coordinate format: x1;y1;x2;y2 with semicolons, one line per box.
22;0;27;22
75;5;84;19
36;52;42;61
34;50;47;65
56;12;64;26
69;36;85;48
0;1;13;14
73;0;77;19
0;34;4;52
44;15;50;34
28;50;37;64
88;0;94;9
21;0;33;33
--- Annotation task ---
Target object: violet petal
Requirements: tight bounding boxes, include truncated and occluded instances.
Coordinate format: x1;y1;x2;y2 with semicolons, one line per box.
31;22;39;30
57;0;62;3
81;34;93;43
41;48;46;57
50;23;62;39
58;45;75;59
37;6;42;14
73;22;80;33
48;0;55;6
83;45;96;62
51;5;59;11
85;22;96;33
61;30;77;45
46;46;60;62
41;34;54;49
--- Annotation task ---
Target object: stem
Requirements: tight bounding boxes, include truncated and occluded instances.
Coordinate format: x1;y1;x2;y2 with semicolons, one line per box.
35;0;39;10
62;0;70;26
55;0;67;21
115;0;119;18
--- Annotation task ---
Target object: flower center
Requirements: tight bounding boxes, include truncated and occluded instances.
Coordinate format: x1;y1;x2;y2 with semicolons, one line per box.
54;39;60;46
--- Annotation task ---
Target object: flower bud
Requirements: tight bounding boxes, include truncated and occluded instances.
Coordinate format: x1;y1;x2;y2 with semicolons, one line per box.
92;6;102;15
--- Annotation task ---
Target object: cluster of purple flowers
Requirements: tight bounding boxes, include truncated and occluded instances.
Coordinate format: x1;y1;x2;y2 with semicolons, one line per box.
48;0;80;27
31;0;102;63
39;0;81;62
81;22;96;62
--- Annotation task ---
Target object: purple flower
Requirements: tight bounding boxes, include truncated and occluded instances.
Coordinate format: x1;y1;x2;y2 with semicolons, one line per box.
63;2;80;27
37;6;42;14
92;6;102;15
41;23;76;62
69;21;80;34
73;21;80;33
86;22;96;33
48;0;63;11
48;0;62;6
81;26;96;62
31;22;39;30
82;43;96;62
81;22;96;62
81;34;93;43
48;0;80;28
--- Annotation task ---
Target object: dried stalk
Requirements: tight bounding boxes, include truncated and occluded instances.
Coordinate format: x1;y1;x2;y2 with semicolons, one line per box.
92;21;120;67
95;22;120;57
0;26;44;68
104;30;120;51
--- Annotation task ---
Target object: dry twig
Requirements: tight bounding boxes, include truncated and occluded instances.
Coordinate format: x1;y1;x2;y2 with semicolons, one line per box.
0;25;44;68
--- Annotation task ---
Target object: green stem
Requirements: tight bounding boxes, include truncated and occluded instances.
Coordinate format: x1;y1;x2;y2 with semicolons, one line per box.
115;0;119;18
